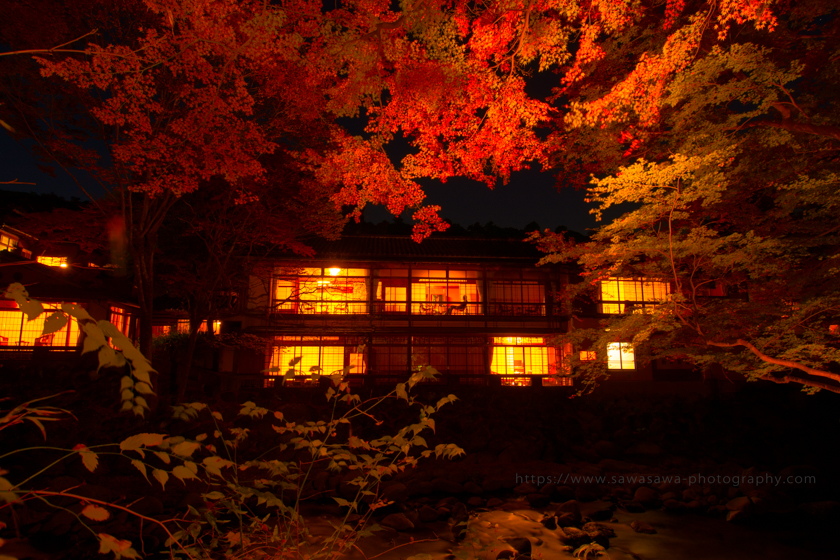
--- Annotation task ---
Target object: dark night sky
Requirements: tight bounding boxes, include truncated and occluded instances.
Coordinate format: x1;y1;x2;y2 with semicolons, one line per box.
2;132;601;236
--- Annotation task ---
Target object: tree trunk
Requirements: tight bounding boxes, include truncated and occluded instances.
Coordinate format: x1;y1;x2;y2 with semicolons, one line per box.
177;312;204;403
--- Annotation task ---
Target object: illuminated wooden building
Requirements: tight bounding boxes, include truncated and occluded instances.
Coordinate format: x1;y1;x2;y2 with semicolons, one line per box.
223;235;579;388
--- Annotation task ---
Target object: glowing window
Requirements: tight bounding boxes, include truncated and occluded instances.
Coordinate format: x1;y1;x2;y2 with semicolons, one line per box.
152;325;172;338
109;306;131;338
580;351;596;361
175;319;219;334
273;268;369;315
411;270;482;315
266;341;355;386
599;278;669;314
0;302;81;347
1;234;19;252
501;377;532;387
490;337;566;377
37;256;68;268
607;342;635;370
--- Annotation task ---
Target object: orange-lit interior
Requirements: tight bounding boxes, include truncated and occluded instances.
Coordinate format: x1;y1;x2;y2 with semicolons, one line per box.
0;234;19;252
175;319;221;334
110;306;131;339
275;268;369;314
580;350;596;361
37;256;69;268
410;270;481;315
0;302;80;347
490;337;558;376
599;277;669;314
607;342;635;369
266;342;365;386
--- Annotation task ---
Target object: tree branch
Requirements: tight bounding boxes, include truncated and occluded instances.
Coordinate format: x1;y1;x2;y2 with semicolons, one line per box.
706;338;840;390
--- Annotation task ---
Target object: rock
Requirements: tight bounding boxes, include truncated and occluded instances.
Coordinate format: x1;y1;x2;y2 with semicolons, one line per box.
661;492;679;501
381;513;414;531
432;478;464;494
502;537;531;556
624;500;645;513
589;507;614;521
583;522;615;538
526;493;551;508
482;478;505;492
496;551;516;560
593;440;620;459
555;486;575;501
626;442;663;457
514;482;539;495
630;521;657;534
419;505;439;523
540;515;557;530
467;496;485;507
486;498;505;508
555;500;582;525
557;527;592;547
463;481;483;495
382;482;409;502
583;522;614;548
797;501;840;520
663;499;685;512
633;487;660;507
725;496;754;521
556;512;579;527
540;483;558;497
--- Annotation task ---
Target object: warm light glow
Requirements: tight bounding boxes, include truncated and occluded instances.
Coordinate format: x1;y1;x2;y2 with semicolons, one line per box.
0;302;80;347
580;351;596;361
599;277;669;314
490;337;557;376
37;256;69;268
274;271;369;315
607;342;635;370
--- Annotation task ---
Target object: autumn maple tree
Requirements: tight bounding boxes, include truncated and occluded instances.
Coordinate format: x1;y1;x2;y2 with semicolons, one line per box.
3;0;827;374
532;0;840;394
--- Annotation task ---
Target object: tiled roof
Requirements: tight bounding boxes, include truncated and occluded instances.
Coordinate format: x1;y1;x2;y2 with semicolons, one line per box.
284;235;545;263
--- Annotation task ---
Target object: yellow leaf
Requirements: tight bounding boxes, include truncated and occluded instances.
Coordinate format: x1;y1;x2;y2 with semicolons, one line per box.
81;504;110;522
130;459;148;482
73;444;99;473
120;433;165;451
172;465;198;483
152;469;169;490
171;441;200;457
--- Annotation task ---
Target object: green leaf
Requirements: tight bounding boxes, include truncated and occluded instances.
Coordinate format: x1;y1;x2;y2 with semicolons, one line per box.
119;376;134;391
396;383;408;401
42;311;68;336
134;382;154;394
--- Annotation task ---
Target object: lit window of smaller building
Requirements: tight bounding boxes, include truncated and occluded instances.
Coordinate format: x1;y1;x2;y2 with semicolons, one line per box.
37;256;69;268
607;342;635;370
580;350;596;361
599;277;669;314
1;234;19;252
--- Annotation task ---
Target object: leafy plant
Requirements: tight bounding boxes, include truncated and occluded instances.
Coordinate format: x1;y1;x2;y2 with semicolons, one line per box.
1;283;464;559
